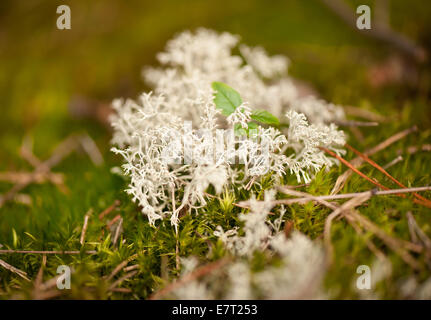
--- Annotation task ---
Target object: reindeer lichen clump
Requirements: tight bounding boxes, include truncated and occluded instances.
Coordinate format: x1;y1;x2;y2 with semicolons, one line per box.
110;28;346;228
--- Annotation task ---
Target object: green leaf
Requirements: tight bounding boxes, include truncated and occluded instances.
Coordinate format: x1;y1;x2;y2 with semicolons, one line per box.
251;109;279;125
234;122;260;137
212;81;242;116
234;123;248;137
247;121;259;130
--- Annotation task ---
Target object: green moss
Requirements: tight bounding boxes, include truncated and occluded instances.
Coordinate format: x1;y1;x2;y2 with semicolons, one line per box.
1;0;431;299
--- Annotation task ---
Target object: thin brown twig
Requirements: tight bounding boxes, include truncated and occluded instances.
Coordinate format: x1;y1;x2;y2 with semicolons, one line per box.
110;288;132;293
406;211;431;251
79;134;104;166
245;176;257;190
277;183;431;257
32;255;47;299
350;126;365;144
277;187;423;268
1;133;104;208
0;171;64;185
106;253;140;281
276;186;431;205
0;258;30;281
34;254;47;288
406;144;431;155
348;209;422;270
20;136;43;168
276;187;337;210
331;126;417;195
343;106;386;122
280;183;310;189
368;126;418;156
108;270;138;291
333;120;379;127
106;214;121;229
123;264;139;273
39;276;62;291
407;211;420;244
42;135;81;169
233;202;253;210
112;217;123;248
319;146;390;191
345;143;431;207
345;217;388;262
0;250;97;255
0;135;78;207
98;200;121;220
383;155;403;170
203;192;217;199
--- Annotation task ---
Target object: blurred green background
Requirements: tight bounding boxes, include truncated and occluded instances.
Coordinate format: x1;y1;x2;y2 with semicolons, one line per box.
1;0;431;137
1;0;431;299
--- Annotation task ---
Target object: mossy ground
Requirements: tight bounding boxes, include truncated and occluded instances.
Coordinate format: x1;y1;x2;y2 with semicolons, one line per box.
1;0;431;299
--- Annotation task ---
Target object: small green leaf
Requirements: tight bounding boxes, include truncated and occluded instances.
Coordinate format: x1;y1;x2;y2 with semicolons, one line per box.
234;123;248;137
247;121;259;130
212;81;242;116
251;109;279;125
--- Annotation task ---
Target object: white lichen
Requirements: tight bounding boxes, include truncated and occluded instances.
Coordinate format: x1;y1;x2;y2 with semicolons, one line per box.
110;28;346;228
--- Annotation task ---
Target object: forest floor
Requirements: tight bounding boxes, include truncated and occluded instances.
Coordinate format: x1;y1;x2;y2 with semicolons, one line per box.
1;0;431;299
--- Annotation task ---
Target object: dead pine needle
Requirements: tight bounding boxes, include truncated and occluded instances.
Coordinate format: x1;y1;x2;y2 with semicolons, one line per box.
383;155;403;170
406;144;431;155
0;258;30;281
348;209;422;270
98;200;121;220
407;211;420;244
0;249;97;255
108;270;138;291
406;211;431;251
276;186;431;205
123;264;139;273
112;217;124;248
276;187;338;210
106;252;140;281
330;126;417;195
334;120;379;127
35;254;47;287
79;134;104;166
344;143;431;207
110;288;132;293
343;105;386;122
32;255;47;299
0;133;102;208
319;146;390;191
106;214;121;229
277;187;423;269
